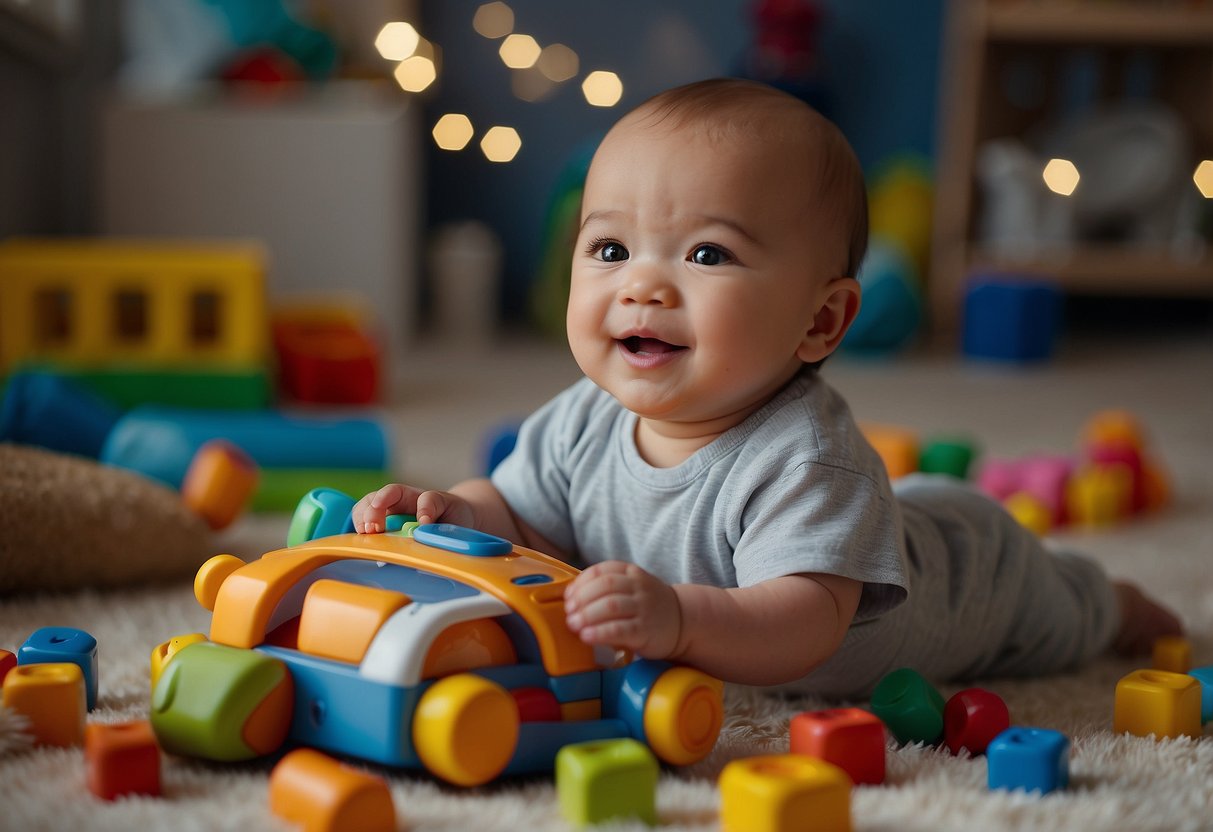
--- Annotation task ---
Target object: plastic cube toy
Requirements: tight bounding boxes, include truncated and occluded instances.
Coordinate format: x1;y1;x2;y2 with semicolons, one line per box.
919;438;976;479
789;707;885;785
556;738;658;827
269;748;395;832
861;424;919;480
1187;665;1213;724
869;668;944;745
181;439;259;531
719;754;851;832
944;688;1010;756
2;662;86;746
987;727;1069;794
1113;669;1201;739
962;277;1062;363
1152;636;1191;674
0;649;15;685
86;720;161;800
18;626;99;710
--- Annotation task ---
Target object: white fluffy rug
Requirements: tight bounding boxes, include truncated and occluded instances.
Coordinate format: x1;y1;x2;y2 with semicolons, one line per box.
3;333;1211;830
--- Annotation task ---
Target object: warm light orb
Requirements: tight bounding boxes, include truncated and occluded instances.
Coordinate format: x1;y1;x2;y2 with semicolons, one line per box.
1042;158;1080;196
581;70;623;107
499;33;541;69
537;43;579;82
1194;160;1213;198
394;55;436;93
432;114;475;151
473;2;514;39
481;126;522;163
512;67;556;102
374;21;420;61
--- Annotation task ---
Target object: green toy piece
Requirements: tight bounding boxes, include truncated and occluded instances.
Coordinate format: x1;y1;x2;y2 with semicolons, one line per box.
11;364;272;410
919;438;977;479
870;667;946;745
254;468;394;513
556;738;659;827
150;642;292;761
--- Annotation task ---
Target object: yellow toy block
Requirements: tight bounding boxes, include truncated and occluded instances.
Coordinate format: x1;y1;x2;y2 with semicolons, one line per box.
860;423;919;480
0;237;266;373
1152;636;1191;674
150;633;208;691
720;754;851;832
269;748;395;832
1113;669;1201;739
1066;465;1131;527
2;662;86;746
1003;491;1052;536
297;580;412;665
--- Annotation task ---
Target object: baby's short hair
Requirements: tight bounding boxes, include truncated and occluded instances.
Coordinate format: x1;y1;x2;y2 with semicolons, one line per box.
629;78;869;280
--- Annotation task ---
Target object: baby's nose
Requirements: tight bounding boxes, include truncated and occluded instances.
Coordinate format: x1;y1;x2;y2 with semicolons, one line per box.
618;267;677;306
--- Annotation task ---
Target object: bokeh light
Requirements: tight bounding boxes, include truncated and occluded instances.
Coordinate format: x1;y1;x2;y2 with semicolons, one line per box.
481;126;522;163
432;114;475;151
374;21;420;61
473;2;514;39
537;43;579;82
1042;158;1080;196
1194;160;1213;198
394;55;436;93
511;67;557;103
581;71;623;107
499;33;541;69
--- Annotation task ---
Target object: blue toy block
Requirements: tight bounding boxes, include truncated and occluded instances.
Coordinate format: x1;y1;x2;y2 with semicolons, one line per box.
963;276;1063;363
18;626;99;711
0;370;121;458
1188;666;1213;724
100;406;390;488
987;727;1069;794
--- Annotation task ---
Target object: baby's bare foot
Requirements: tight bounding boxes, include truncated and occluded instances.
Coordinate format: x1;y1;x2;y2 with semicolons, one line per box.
1112;581;1183;656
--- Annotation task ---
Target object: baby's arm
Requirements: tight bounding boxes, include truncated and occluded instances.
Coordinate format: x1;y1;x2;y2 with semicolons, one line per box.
564;563;861;686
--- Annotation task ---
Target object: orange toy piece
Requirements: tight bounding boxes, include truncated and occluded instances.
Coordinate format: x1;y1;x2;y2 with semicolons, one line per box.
2;662;86;746
181;439;259;531
297;580;411;664
0;649;15;685
1081;410;1145;453
860;423;919;480
789;708;885;785
1152;635;1191;674
85;720;161;800
269;748;396;832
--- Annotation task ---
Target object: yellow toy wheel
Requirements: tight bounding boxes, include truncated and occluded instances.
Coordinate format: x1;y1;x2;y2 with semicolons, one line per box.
643;667;724;766
412;673;519;786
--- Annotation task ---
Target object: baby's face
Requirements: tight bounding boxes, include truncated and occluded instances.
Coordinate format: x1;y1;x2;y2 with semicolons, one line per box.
567;117;838;428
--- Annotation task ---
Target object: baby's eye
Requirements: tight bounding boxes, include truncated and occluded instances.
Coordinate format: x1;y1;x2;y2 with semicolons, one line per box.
590;241;629;262
690;245;730;266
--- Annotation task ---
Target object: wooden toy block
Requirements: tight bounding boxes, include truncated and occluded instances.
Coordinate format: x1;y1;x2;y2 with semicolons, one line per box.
1152;636;1191;674
1113;669;1201;739
976;458;1022;502
2;662;86;746
269;748;395;832
869;668;944;745
789;707;886;785
149;633;208;692
1187;665;1213;724
0;649;15;685
1081;410;1144;453
944;688;1010;756
1003;492;1052;536
556;738;659;827
1065;464;1131;527
18;626;99;710
719;754;851;832
918;438;976;479
860;423;919;480
181;439;259;530
85;720;161;800
987;727;1069;794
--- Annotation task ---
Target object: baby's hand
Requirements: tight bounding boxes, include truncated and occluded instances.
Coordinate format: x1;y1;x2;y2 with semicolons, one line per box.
564;561;681;659
351;483;476;534
1112;580;1183;656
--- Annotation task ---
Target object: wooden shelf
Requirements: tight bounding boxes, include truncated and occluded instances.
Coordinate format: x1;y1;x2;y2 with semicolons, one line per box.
985;2;1213;45
967;246;1213;294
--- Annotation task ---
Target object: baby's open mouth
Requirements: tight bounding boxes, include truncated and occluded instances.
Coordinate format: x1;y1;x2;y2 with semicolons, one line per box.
619;336;688;355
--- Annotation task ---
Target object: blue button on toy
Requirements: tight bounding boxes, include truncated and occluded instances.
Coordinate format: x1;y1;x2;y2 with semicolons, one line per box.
414;523;513;556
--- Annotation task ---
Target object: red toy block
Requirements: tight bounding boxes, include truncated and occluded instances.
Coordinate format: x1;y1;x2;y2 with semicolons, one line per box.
944;688;1010;756
270;748;395;832
86;720;161;800
0;649;15;685
512;686;562;722
181;439;259;530
273;315;381;405
789;707;886;785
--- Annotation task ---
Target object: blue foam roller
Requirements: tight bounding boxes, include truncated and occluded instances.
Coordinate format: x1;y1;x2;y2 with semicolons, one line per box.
0;371;121;458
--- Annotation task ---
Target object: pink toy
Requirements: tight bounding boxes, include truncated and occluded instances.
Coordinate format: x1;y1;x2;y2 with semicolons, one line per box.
1019;456;1073;524
976;458;1022;502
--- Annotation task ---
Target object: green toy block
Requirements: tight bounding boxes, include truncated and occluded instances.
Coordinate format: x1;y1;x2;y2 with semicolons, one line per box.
870;667;945;745
14;363;271;410
919;438;977;479
254;468;394;512
556;738;659;827
150;642;292;762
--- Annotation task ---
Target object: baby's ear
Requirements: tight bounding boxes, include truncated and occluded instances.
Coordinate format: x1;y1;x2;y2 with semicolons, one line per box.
796;277;862;364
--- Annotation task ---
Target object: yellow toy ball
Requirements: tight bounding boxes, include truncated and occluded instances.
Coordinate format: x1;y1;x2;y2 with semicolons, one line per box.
869;158;934;282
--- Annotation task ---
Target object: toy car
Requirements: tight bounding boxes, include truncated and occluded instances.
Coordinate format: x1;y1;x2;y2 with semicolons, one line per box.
150;489;724;786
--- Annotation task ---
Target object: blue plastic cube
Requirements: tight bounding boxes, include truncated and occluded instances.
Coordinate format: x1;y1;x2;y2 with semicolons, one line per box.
963;277;1062;362
1188;666;1213;724
19;626;99;711
987;727;1069;794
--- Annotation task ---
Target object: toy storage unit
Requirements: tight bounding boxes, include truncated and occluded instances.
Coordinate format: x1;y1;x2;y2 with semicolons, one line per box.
98;81;422;361
930;0;1213;336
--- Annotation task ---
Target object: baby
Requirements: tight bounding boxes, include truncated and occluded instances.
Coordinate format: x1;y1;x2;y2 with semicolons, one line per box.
354;78;1180;697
